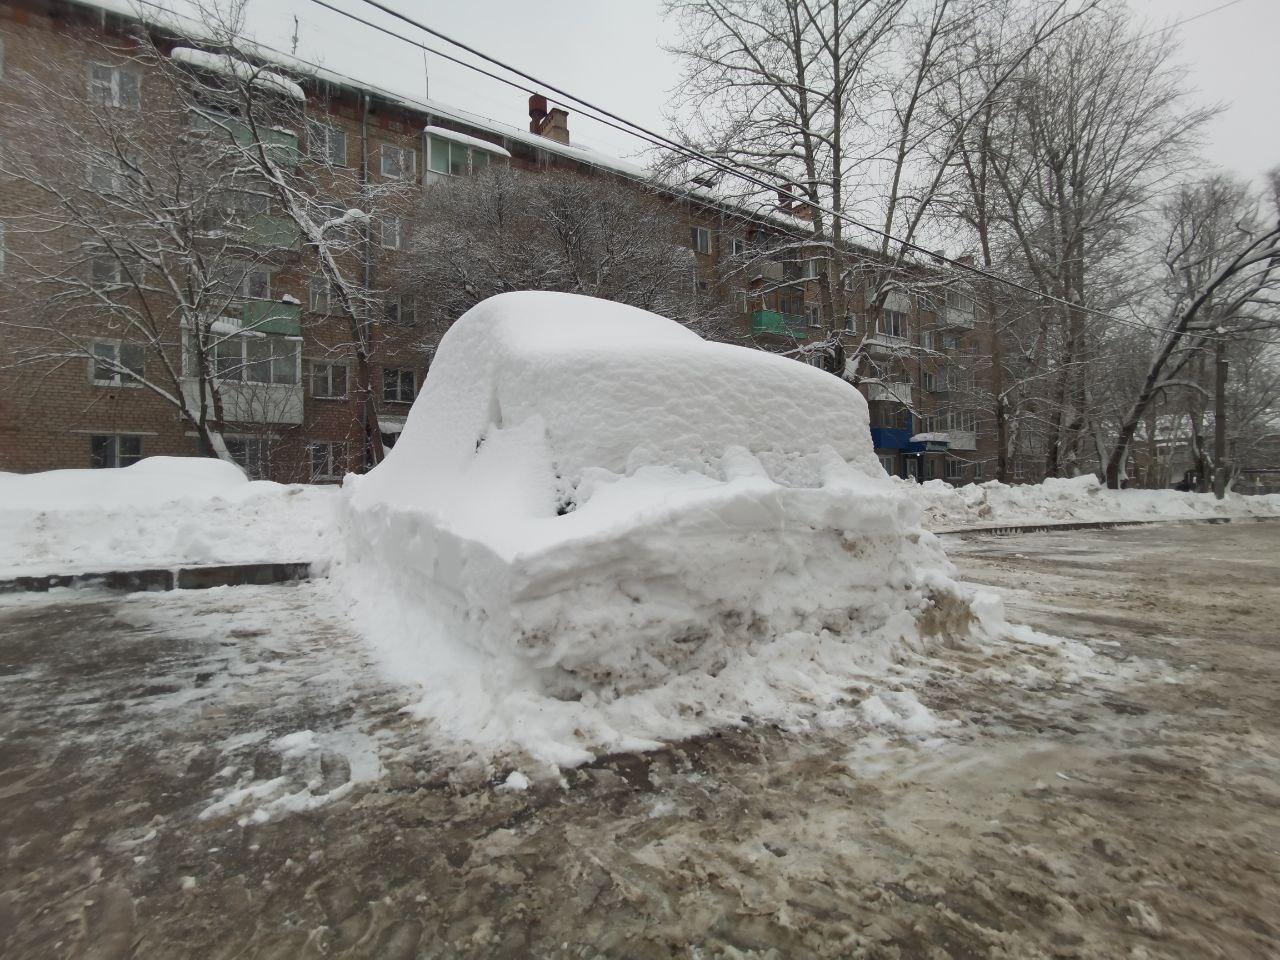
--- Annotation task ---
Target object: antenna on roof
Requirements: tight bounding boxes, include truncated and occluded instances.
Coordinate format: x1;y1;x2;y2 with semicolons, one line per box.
291;16;300;56
422;49;429;101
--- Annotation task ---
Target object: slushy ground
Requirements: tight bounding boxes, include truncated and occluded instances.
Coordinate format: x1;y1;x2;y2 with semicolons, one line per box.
1;521;1277;959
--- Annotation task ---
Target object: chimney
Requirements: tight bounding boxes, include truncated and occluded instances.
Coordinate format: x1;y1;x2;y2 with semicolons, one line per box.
528;92;570;145
528;93;548;134
540;107;570;145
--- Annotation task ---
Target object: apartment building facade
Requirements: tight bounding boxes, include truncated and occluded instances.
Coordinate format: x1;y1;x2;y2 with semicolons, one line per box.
0;0;999;484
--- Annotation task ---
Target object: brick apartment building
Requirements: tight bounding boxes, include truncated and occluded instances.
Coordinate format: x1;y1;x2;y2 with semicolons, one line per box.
0;0;999;484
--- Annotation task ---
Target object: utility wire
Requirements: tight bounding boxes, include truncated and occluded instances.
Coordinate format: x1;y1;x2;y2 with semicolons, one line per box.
337;0;1274;345
122;0;1272;346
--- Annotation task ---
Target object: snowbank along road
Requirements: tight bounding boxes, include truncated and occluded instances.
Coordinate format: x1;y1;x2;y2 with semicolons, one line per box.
1;521;1277;959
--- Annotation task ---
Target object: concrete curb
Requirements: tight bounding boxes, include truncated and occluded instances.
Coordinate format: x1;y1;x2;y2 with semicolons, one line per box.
0;561;314;595
933;515;1280;537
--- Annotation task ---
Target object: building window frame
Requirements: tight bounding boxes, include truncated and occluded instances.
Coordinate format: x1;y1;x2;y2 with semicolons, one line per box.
691;226;712;256
379;143;417;180
309;440;345;482
307;121;347;166
88;63;140;110
90;340;145;387
90;433;143;468
224;435;268;479
310;360;348;399
880;308;908;339
379;216;403;250
382;367;416;404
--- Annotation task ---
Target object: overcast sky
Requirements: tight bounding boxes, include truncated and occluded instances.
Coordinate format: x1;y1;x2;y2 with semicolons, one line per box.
221;0;1276;182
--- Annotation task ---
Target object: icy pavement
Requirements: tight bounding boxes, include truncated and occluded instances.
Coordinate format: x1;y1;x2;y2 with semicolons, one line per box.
2;522;1279;958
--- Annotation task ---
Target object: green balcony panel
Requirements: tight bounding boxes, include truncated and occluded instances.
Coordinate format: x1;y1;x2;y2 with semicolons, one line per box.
241;299;301;336
245;214;301;251
193;111;300;167
751;309;806;338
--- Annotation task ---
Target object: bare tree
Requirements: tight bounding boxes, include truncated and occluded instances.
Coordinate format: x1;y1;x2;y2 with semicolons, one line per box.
1103;173;1280;487
974;7;1214;478
399;165;730;340
168;1;414;470
0;30;301;460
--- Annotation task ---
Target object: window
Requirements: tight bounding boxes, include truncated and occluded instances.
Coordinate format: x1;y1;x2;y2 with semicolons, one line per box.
1012;461;1026;481
91;256;123;288
691;226;711;256
308;121;347;166
879;309;908;339
922;371;937;393
806;305;822;328
309;440;344;481
923;459;937;481
383;367;415;403
921;330;934;351
89;64;139;109
197;334;298;385
973;462;984;481
803;258;824;280
941;333;960;352
427;134;469;176
311;361;348;399
384;294;416;325
91;341;144;386
945;458;963;480
90;434;142;468
88;157;134;194
731;237;746;258
946;288;973;313
733;288;748;314
379;216;402;250
379;143;416;180
309;276;331;313
219;264;271;301
225;437;267;479
878;455;896;475
843;315;856;333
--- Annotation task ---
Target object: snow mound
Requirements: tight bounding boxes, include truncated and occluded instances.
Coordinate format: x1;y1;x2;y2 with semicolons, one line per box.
338;292;994;769
913;474;1280;529
0;457;337;576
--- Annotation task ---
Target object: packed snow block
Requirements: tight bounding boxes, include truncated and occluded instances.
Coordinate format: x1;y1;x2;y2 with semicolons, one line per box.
340;292;968;709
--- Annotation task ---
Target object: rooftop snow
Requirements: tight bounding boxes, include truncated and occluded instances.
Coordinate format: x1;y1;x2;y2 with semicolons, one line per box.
170;47;307;102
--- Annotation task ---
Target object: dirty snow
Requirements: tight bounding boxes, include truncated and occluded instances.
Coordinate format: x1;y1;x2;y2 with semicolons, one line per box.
335;292;992;771
915;473;1280;529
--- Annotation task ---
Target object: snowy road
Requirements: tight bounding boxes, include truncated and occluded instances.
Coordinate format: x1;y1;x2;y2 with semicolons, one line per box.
1;521;1278;958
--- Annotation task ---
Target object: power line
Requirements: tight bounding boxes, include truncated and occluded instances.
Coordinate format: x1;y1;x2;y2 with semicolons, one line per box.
333;0;1272;345
1130;0;1250;44
120;0;1271;346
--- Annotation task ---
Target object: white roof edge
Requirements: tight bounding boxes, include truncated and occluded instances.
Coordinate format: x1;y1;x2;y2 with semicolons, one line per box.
170;46;306;102
423;126;512;160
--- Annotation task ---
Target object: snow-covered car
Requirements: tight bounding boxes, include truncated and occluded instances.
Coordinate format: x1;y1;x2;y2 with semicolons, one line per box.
337;292;979;764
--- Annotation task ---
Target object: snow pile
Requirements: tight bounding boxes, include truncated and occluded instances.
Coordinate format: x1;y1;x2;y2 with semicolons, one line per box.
912;474;1280;530
0;457;337;577
337;292;997;770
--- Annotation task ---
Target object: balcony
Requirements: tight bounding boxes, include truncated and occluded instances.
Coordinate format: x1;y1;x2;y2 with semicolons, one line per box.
242;299;301;336
245;213;301;251
947;430;977;451
870;427;912;450
747;261;785;283
940;307;976;330
867;333;910;355
867;382;913;404
750;309;806;339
